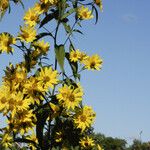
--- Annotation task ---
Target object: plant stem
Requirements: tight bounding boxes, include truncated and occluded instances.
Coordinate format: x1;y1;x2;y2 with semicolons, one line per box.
64;19;78;45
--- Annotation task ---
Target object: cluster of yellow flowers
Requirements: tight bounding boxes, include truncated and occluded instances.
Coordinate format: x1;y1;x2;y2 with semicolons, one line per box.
0;63;58;148
0;0;104;149
70;49;103;70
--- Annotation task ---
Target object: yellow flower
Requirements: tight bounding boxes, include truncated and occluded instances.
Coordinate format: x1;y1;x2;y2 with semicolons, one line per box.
24;8;40;27
77;6;93;20
0;33;16;54
55;131;63;143
74;106;96;132
32;40;50;56
26;132;38;150
8;109;36;135
97;144;104;150
1;133;13;148
79;136;95;149
10;92;31;117
69;49;80;62
94;0;103;12
40;0;58;6
2;63;27;92
49;102;60;119
0;0;9;12
24;76;41;94
57;84;83;110
40;0;49;4
83;54;103;70
78;51;88;63
15;64;27;83
0;85;10;113
38;67;59;91
18;25;37;43
33;2;49;14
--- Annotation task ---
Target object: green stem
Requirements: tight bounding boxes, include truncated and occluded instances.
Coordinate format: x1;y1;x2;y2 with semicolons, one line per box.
64;19;78;45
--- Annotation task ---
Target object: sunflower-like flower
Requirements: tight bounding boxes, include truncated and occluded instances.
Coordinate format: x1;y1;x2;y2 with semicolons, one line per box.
37;67;59;91
14;64;27;83
40;0;58;6
94;0;103;12
57;84;83;110
77;6;93;20
9;92;31;117
69;49;80;62
2;63;27;92
18;25;37;43
1;133;13;149
0;85;11;113
24;76;41;94
0;33;16;54
8;109;36;135
78;51;88;63
33;2;49;14
74;106;96;131
79;136;95;149
32;40;50;56
24;8;40;27
0;0;9;13
83;54;103;70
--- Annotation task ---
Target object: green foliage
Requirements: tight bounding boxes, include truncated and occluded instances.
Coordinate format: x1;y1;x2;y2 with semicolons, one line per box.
92;133;127;150
55;44;65;72
0;0;104;148
128;139;150;150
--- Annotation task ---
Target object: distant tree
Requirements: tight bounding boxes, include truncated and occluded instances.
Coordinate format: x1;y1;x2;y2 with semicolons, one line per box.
128;139;150;150
92;133;127;150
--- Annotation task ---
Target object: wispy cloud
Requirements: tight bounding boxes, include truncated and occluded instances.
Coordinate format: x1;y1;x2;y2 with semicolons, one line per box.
122;14;137;23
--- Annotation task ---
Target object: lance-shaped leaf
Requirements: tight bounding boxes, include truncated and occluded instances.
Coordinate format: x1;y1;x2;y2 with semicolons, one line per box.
35;32;54;41
39;10;59;28
92;5;99;24
55;44;65;72
63;22;72;34
65;52;79;80
73;29;83;35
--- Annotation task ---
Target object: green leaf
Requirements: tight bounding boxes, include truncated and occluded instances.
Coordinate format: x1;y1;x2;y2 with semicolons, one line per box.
63;23;72;33
39;10;59;28
58;0;66;19
77;21;82;27
35;32;54;41
73;29;83;35
65;52;79;79
92;5;99;24
55;45;65;72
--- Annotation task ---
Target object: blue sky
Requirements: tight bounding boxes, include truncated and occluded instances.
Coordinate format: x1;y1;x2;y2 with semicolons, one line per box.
0;0;150;144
